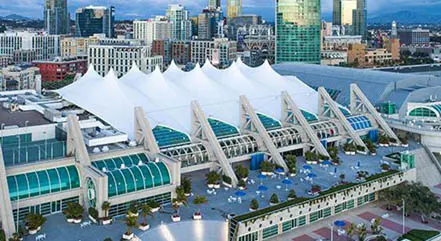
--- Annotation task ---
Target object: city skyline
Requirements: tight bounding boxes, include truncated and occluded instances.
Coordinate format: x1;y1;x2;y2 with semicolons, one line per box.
1;0;440;21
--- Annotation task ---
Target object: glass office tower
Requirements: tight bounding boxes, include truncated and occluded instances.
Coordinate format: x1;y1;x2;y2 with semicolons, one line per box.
227;0;242;19
275;0;321;64
75;6;115;38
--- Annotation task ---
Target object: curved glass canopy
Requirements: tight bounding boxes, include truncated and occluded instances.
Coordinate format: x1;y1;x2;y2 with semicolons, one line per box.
7;165;80;201
92;153;171;197
257;113;282;131
347;115;372;131
208;118;240;139
152;125;191;149
409;107;437;117
301;110;318;122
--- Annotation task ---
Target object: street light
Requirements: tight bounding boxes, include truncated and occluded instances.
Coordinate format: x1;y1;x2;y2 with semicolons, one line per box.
402;198;406;234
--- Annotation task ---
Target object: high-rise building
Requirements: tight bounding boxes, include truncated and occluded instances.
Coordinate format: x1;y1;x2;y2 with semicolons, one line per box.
333;0;366;38
198;10;223;40
227;0;242;19
0;32;60;64
166;4;192;41
208;0;221;11
88;41;163;77
352;0;367;40
60;36;101;58
191;38;237;67
133;17;174;43
398;28;430;45
75;6;115;38
44;0;70;35
391;21;398;39
275;0;321;64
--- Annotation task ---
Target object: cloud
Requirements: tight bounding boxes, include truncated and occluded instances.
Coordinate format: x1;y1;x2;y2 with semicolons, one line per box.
0;0;438;21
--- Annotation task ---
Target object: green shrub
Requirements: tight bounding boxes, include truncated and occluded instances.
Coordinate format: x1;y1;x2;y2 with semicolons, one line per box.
88;207;99;220
250;199;259;210
0;229;5;241
206;171;221;185
260;161;275;173
24;213;46;230
103;238;112;241
238;179;246;188
235;165;249;179
147;200;160;209
288;190;296;199
222;175;232;184
193;195;207;205
270;193;279;204
63;202;84;219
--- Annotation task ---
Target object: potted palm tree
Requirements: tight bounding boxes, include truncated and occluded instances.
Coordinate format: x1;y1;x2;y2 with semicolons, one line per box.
238;179;246;190
139;204;153;231
249;199;259;211
122;214;138;240
235;165;249;181
381;163;390;172
101;201;112;225
24;213;46;234
127;202;139;218
147;200;160;213
286;155;297;177
63;202;84;224
182;177;192;196
192;195;207;220
206;171;220;188
400;136;409;147
269;193;279;205
171;202;181;222
260;161;275;175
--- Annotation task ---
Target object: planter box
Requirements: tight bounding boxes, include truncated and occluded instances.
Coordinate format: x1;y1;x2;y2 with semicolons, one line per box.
344;151;351;155
238;186;246;190
289;173;296;177
89;215;98;224
151;207;160;213
122;233;134;240
357;150;368;155
381;169;390;173
213;184;221;189
28;229;38;235
222;181;232;188
139;224;150;231
193;213;202;220
401;144;409;147
249;208;257;212
184;193;191;197
67;218;74;223
101;219;112;225
269;202;278;206
288;197;295;201
351;152;356;156
241;177;248;182
207;184;215;188
306;161;318;165
171;215;181;222
73;219;82;224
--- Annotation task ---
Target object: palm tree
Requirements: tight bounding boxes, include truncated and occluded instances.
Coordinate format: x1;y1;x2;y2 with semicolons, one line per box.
102;201;111;219
356;224;368;241
346;223;357;241
370;218;383;235
140;204;153;226
123;215;138;236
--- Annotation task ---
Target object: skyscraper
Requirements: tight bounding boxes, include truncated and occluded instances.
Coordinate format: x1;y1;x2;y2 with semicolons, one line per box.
166;4;193;40
391;21;398;39
208;0;221;10
352;0;367;39
75;6;115;38
227;0;242;19
44;0;70;35
333;0;367;39
275;0;321;64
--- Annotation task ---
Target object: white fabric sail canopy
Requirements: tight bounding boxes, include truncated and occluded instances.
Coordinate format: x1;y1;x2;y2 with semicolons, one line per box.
56;59;323;139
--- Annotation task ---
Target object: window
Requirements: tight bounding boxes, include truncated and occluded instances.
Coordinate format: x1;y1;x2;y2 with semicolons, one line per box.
262;225;278;240
282;219;297;232
238;232;258;241
409;107;437;117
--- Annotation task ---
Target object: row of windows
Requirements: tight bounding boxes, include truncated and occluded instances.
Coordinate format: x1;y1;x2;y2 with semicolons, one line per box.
108;192;171;217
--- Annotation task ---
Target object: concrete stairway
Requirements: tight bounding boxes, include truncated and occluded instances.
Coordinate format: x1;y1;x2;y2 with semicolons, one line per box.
415;147;441;187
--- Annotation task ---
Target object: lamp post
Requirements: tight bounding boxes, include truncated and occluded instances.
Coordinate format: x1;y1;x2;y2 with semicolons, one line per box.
402;198;406;234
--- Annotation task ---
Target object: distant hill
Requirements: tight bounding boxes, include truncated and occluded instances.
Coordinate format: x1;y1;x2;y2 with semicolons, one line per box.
369;10;441;24
0;14;30;21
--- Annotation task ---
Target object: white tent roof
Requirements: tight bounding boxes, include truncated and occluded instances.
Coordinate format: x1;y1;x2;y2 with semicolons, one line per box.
56;60;323;139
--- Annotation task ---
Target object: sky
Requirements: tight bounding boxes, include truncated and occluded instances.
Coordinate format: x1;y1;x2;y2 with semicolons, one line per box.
0;0;439;21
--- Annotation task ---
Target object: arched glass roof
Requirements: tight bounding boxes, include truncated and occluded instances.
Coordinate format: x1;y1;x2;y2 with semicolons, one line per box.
257;113;282;131
7;165;80;201
152;125;191;149
347;115;373;131
91;153;171;197
208;118;240;139
301;110;319;122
